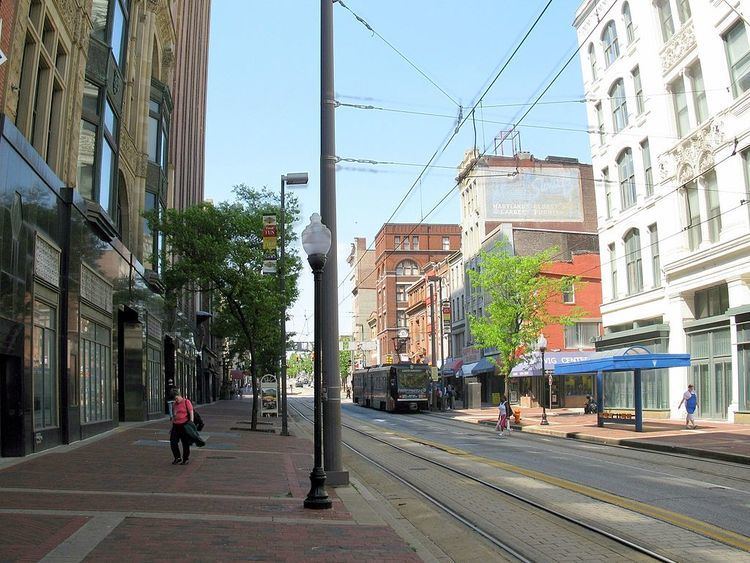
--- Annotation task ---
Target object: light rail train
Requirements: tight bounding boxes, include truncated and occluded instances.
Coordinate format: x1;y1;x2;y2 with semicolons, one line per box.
352;364;431;412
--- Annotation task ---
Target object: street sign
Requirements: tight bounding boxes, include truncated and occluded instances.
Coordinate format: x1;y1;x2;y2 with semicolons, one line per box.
385;354;393;364
260;374;278;416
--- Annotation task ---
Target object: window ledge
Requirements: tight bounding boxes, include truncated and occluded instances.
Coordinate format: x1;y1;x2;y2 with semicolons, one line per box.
85;201;118;242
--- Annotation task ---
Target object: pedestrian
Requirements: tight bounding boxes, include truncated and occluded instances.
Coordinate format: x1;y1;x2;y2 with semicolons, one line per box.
170;390;195;465
446;384;454;410
495;395;509;437
678;384;698;429
436;386;444;411
346;386;351;399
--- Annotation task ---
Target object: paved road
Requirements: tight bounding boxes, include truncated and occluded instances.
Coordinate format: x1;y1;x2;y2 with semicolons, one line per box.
336;400;750;539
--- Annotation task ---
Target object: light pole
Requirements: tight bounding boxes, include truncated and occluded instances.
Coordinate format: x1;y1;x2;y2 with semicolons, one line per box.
537;334;549;425
302;213;332;510
279;172;308;437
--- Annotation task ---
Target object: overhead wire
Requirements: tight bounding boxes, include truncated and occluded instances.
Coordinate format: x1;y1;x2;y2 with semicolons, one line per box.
336;0;461;107
335;0;556;295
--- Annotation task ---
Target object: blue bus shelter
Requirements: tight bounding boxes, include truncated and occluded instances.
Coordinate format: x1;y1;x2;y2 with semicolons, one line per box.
554;346;691;432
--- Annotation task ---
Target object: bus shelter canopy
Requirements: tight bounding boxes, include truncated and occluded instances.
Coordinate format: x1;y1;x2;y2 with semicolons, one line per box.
554;346;690;375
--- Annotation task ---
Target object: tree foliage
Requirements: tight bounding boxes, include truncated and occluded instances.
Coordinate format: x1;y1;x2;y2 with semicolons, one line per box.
467;241;582;385
148;184;301;428
288;353;312;379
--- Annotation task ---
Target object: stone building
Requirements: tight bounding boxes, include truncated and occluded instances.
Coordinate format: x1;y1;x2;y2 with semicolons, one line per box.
346;237;377;368
371;223;460;365
574;0;750;422
0;0;212;457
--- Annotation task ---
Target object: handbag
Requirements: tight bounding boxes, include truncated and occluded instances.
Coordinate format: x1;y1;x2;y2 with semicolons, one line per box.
193;409;204;431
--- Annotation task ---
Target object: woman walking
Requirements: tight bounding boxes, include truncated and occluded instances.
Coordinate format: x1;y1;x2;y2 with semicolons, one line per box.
170;391;194;465
495;395;510;437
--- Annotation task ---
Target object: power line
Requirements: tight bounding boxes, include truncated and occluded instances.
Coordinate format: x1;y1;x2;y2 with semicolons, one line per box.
336;0;460;107
337;0;556;293
721;0;750;26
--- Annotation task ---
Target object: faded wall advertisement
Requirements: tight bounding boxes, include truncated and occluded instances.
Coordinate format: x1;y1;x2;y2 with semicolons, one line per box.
484;167;583;222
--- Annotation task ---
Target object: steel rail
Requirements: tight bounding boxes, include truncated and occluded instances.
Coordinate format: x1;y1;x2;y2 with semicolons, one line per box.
291;401;674;563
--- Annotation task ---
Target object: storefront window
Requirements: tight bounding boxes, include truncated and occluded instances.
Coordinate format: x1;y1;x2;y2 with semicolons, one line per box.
147;346;162;414
738;317;750;411
33;301;58;429
80;318;112;423
689;327;732;419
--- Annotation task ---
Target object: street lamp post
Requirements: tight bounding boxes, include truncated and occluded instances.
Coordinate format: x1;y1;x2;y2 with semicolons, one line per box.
302;213;332;510
279;172;308;437
538;334;549;425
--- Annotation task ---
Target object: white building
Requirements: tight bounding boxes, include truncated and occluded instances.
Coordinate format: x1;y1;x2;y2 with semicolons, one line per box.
574;0;750;422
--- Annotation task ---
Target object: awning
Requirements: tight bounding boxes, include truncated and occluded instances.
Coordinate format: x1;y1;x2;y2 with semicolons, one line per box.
440;357;463;376
458;357;496;377
510;351;598;378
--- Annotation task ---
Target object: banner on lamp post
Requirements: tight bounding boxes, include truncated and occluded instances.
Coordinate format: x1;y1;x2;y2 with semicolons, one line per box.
262;215;277;251
442;301;451;332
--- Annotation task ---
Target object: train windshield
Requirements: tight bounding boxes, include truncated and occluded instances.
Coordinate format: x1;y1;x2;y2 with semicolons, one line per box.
397;369;429;390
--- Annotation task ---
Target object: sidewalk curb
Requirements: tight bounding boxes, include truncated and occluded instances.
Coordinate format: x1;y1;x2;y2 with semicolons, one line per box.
431;412;750;466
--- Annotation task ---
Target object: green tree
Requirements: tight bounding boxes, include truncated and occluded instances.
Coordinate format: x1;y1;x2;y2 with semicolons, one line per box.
148;184;301;429
288;353;312;379
339;336;353;387
467;241;582;391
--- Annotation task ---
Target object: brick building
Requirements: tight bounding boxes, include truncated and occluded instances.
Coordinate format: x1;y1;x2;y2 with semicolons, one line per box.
372;223;460;364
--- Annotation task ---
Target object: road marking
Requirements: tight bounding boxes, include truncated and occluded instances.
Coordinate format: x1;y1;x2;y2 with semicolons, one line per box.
40;513;125;562
365;426;750;552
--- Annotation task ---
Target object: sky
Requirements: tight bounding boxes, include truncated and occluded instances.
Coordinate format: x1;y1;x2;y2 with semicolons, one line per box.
204;0;593;344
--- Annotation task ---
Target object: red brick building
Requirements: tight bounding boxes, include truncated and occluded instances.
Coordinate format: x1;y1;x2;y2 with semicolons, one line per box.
373;223;460;364
405;261;450;366
0;0;17;108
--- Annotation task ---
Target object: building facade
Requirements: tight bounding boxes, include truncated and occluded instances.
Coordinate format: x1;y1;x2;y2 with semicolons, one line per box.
575;0;750;422
372;223;460;365
457;150;599;402
405;260;450;367
346;237;377;368
0;0;212;458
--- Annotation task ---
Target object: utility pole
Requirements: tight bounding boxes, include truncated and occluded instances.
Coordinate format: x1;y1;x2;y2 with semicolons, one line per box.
320;0;348;486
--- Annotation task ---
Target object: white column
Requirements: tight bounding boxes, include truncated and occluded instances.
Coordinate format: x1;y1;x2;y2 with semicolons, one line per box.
667;294;691;419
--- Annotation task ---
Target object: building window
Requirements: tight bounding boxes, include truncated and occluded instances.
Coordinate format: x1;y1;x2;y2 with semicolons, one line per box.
671;75;690;138
412;236;419;250
694;285;729;319
80;318;112;424
442;236;450;250
147;97;169;169
601;21;620;67
397;311;407;328
724;21;750;98
649;224;661;287
402;236;410;251
705;171;721;243
588;43;597;80
737;317;750;411
676;0;691;24
617;149;636;209
624;229;643;295
595;102;605;144
147;346;162;415
33;300;58;430
609;79;628;133
641;139;653;196
656;0;675;42
609;243;618;300
564;322;600;349
632;66;644;115
685;181;702;250
395;260;419;276
396;284;407;302
394;236;400;249
562;281;575;304
690;62;708;125
15;0;69;175
623;2;635;43
602;168;612;218
91;0;129;69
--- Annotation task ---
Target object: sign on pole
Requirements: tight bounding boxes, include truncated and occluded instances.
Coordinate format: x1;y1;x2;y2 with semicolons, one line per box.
261;215;277;274
260;374;278;416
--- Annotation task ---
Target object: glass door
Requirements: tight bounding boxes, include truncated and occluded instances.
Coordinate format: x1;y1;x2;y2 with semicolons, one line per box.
689;328;732;419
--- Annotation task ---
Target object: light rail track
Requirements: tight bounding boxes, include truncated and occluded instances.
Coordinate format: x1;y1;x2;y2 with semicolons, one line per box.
290;401;674;562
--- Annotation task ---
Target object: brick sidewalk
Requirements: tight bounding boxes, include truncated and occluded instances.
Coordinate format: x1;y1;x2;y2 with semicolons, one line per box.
429;405;750;464
0;400;422;562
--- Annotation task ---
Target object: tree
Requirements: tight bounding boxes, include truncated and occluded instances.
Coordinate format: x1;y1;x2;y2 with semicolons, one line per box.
148;184;301;429
467;241;582;391
288;353;312;379
339;336;353;387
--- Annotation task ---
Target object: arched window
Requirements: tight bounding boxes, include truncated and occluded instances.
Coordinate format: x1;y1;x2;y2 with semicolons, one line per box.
588;43;597;80
602;21;620;67
617;149;636;209
395;260;419;276
624;229;643;294
609;79;628;132
622;3;634;43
